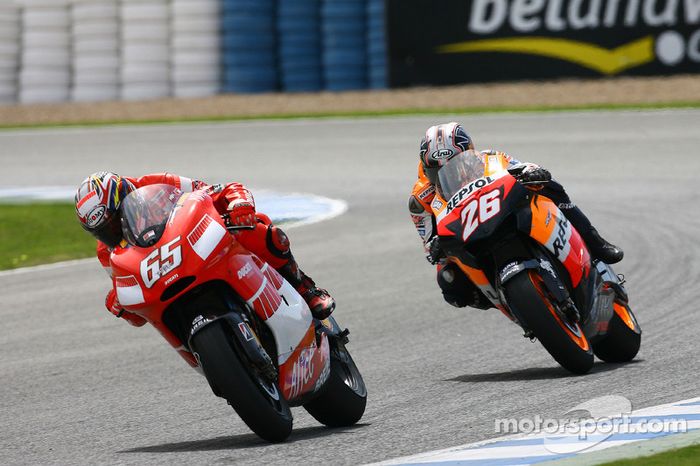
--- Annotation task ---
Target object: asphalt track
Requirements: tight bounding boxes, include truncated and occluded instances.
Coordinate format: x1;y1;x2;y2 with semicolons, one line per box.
1;110;699;465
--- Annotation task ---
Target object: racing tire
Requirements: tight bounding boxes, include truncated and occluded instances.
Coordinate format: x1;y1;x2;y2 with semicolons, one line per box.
192;321;293;442
504;271;594;374
592;302;641;363
303;342;367;427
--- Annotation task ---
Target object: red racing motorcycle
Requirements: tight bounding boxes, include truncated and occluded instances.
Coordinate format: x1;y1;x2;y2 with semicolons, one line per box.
109;184;366;442
432;151;641;374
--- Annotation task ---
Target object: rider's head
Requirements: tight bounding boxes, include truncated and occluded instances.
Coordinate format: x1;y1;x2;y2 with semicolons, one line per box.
75;172;135;248
419;122;474;187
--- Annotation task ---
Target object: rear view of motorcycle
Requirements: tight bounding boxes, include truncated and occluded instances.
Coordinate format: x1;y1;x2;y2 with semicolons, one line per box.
110;184;366;442
433;151;641;374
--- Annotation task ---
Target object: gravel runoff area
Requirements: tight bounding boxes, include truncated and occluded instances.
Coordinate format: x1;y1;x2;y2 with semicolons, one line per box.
0;75;699;126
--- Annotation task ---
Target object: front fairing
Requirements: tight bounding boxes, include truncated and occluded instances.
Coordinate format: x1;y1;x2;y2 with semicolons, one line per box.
110;190;234;319
436;172;525;243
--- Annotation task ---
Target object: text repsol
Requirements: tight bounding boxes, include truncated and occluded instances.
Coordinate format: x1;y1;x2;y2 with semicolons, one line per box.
446;175;497;213
552;216;570;258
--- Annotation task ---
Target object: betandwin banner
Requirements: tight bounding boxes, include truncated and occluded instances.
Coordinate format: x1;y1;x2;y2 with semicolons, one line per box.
387;0;700;86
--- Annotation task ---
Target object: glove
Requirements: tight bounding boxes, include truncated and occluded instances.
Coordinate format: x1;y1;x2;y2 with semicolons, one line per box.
508;164;551;186
425;236;445;265
105;288;123;317
105;289;147;327
226;199;256;228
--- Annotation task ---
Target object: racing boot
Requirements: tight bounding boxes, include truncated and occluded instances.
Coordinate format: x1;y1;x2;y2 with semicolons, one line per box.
580;228;624;264
278;258;335;320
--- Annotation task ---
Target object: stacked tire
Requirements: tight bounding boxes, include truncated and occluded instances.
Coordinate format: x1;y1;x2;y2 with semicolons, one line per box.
19;0;71;103
321;0;367;91
221;0;277;93
171;0;221;98
277;0;322;93
71;0;119;102
0;2;20;104
120;0;171;100
366;0;387;89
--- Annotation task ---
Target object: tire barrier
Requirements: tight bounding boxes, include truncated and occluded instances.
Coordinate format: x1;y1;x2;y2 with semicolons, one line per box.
367;0;387;89
18;0;71;103
120;0;171;101
277;0;322;93
171;0;220;98
321;0;368;91
71;0;119;102
0;3;20;103
1;0;390;105
221;0;277;93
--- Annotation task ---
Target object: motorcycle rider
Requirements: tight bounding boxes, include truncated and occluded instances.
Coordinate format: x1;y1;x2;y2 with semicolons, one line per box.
409;122;624;309
75;172;335;326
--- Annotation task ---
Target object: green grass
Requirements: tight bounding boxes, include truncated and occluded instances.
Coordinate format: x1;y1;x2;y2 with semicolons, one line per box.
600;444;700;465
1;101;699;130
0;203;96;270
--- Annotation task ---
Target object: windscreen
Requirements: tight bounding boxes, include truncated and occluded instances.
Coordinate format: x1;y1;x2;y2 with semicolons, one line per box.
437;150;486;200
121;184;182;247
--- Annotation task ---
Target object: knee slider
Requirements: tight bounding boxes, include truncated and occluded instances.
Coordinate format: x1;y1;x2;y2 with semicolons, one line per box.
266;225;291;259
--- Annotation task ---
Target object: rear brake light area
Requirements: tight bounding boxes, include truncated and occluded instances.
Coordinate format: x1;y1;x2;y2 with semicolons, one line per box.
187;215;227;260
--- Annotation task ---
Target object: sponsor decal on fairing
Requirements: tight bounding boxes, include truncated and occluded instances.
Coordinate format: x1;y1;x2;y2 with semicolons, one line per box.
115;275;145;306
187;215;227;261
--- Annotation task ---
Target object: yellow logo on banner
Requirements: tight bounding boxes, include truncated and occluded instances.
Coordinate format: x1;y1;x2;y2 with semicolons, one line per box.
437;36;655;75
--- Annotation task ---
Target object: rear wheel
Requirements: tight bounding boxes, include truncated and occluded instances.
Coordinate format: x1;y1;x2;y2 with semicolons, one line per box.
303;341;367;427
593;302;642;362
504;271;594;374
192;321;292;442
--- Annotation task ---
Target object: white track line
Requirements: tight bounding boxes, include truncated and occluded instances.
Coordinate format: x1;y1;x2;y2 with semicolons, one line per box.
0;192;348;277
371;397;700;465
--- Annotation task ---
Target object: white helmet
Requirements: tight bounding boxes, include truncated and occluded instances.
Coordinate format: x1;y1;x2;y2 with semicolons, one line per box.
419;122;475;185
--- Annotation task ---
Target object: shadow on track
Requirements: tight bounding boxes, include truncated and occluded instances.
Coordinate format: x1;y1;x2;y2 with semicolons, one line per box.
447;360;643;383
120;423;370;453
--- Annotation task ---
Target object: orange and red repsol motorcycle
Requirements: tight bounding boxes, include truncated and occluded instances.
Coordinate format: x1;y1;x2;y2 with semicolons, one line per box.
109;184;366;442
433;151;641;374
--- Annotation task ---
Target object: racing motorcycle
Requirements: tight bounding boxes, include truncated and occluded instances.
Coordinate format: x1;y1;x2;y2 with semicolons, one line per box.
109;184;366;442
432;150;641;374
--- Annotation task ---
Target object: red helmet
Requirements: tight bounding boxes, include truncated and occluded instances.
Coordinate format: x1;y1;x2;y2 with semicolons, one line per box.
75;172;135;248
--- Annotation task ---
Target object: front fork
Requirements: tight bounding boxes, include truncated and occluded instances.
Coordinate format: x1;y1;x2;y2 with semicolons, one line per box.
189;312;278;384
498;256;581;328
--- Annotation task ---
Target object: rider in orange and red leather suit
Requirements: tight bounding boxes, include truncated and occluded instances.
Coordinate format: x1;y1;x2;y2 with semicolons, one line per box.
409;123;623;309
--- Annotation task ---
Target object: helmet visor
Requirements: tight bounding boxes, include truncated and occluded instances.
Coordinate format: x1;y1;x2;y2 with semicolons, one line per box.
121;184;181;247
436;150;487;199
91;212;123;248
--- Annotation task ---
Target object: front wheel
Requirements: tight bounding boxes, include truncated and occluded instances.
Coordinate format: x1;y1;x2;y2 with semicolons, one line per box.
192;321;293;442
504;271;594;375
303;341;367;427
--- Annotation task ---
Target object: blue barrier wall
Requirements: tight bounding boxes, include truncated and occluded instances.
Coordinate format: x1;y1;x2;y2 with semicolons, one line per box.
321;0;367;91
277;0;323;92
221;0;278;93
367;0;387;89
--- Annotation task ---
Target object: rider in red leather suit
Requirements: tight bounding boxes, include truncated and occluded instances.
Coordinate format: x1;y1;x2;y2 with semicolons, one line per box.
75;172;334;326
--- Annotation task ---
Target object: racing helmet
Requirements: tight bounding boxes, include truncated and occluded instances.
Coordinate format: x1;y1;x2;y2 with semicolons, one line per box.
75;172;135;248
419;122;475;187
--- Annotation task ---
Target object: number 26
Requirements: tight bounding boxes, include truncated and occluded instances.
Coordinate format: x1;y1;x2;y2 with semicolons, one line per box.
461;190;501;242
